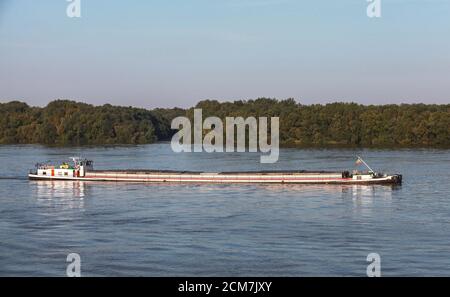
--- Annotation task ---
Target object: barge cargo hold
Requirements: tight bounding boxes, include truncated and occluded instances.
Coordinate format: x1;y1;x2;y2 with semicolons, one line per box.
28;157;402;185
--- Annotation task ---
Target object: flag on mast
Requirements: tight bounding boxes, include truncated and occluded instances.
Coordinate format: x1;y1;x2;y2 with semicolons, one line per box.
355;156;375;173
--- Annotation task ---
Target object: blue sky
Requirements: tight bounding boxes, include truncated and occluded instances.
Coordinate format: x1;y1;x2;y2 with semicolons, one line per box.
0;0;449;108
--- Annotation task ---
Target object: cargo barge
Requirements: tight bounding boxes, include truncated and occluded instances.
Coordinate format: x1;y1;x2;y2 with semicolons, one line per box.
28;157;402;185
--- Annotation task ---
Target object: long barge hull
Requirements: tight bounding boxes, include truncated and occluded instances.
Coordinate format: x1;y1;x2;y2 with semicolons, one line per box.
28;170;402;185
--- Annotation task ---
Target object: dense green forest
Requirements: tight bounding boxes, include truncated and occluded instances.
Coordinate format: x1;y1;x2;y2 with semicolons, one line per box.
0;100;181;145
1;99;449;147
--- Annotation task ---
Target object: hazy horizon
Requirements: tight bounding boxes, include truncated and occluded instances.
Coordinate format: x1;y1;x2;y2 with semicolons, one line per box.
3;97;450;111
1;0;450;108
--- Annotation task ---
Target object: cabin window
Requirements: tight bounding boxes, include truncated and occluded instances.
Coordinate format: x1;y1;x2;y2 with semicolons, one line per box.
42;171;46;175
357;176;362;180
64;172;68;176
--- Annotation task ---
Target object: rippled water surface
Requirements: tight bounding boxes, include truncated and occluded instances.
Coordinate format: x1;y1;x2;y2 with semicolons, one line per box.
0;144;449;276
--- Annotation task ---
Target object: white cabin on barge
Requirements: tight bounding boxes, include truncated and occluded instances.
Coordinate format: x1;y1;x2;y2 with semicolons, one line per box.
33;158;93;179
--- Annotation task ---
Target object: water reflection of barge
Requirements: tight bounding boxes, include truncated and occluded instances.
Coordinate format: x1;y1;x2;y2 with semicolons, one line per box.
28;157;402;185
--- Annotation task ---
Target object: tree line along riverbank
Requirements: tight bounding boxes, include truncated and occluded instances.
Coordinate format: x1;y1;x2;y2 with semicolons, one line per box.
1;99;449;147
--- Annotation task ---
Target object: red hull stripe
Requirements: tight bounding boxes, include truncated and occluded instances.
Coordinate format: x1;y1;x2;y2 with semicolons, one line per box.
85;174;351;181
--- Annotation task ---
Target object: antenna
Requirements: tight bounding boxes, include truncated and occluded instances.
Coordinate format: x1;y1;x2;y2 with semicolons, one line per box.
356;156;375;173
70;156;82;166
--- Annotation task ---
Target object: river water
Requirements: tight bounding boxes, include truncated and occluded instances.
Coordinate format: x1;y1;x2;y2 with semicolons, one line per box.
0;144;449;276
